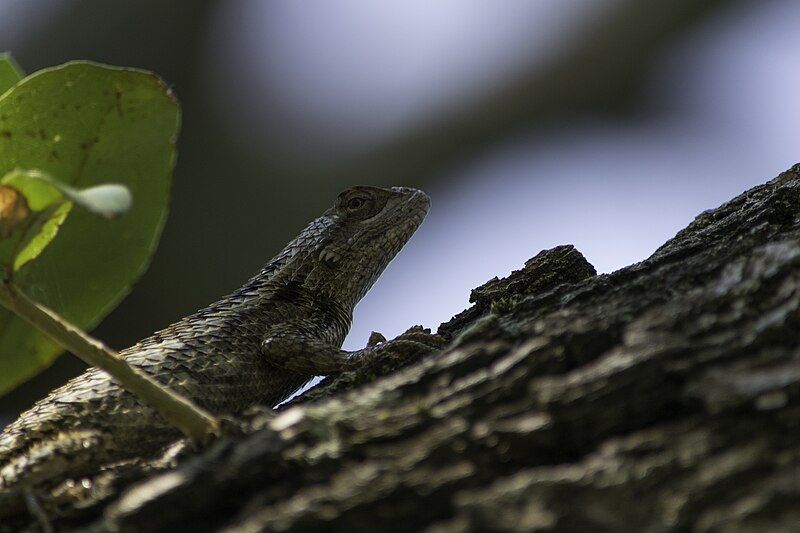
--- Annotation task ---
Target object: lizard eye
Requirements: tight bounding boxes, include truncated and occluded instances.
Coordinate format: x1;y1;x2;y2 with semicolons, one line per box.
346;196;366;211
342;193;375;216
335;187;386;220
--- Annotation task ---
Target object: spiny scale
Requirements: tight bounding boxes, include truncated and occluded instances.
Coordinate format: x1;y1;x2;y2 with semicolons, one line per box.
0;186;430;493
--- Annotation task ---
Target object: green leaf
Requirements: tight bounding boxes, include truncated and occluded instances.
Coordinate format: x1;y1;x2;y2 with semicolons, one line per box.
0;61;179;394
0;52;24;95
4;168;132;217
0;169;72;271
14;201;73;271
2;169;64;211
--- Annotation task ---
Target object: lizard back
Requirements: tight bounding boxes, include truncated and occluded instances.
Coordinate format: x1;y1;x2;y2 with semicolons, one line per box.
0;185;430;491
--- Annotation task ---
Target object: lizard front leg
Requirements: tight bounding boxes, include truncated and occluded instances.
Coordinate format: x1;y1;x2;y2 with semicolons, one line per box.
260;323;379;375
261;325;446;375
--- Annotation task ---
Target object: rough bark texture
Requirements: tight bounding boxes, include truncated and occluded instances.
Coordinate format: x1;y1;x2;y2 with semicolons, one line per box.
23;166;800;530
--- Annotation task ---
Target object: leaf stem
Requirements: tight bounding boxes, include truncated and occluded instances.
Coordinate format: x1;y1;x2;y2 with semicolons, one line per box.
0;281;219;444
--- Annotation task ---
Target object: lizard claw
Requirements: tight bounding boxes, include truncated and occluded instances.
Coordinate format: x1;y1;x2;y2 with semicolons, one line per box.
369;326;449;367
396;325;449;350
367;331;387;347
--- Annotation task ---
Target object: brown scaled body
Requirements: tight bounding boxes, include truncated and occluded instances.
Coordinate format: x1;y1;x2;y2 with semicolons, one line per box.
0;186;431;491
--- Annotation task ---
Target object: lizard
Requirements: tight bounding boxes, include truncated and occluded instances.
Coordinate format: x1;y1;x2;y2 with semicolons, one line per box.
0;185;441;509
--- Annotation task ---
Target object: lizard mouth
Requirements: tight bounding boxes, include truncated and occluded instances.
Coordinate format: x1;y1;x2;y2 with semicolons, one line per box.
393;187;430;223
378;189;429;255
384;217;422;246
392;187;430;210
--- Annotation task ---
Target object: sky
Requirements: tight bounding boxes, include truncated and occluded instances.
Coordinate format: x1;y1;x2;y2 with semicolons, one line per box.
0;0;797;408
343;0;799;348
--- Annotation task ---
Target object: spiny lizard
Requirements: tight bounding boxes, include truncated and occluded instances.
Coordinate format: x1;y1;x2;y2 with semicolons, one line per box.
0;185;438;501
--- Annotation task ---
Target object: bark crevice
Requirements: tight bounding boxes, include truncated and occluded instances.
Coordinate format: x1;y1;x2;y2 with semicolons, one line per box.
24;165;800;531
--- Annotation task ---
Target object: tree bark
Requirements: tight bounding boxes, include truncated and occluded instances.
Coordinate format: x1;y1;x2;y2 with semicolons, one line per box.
54;166;800;530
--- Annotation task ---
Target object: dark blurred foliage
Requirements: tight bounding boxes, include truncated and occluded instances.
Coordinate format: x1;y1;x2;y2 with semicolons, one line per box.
0;0;736;419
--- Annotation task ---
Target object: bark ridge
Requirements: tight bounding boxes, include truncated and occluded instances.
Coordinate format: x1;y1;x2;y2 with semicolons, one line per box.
25;166;800;531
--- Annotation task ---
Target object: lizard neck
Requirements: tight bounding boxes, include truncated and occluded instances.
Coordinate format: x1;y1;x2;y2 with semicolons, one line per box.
224;269;354;347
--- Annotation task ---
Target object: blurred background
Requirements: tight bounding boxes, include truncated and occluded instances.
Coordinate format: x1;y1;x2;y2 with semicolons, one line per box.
1;0;798;421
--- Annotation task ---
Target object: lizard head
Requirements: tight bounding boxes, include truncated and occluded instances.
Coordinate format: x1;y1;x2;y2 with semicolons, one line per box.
274;186;430;307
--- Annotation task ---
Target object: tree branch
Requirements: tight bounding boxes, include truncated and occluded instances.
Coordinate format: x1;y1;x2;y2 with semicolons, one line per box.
11;164;800;531
0;282;219;445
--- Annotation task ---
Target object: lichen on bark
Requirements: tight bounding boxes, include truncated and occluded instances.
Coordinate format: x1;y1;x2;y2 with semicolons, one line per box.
15;165;800;531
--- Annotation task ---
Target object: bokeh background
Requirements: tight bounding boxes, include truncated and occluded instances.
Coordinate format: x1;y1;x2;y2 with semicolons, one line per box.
1;0;798;422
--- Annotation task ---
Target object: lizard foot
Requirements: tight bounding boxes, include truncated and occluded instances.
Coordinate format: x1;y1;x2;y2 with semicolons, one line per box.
369;326;449;366
366;331;387;347
395;325;449;349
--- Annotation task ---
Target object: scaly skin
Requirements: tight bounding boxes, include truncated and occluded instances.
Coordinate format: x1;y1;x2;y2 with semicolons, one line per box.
0;186;430;492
